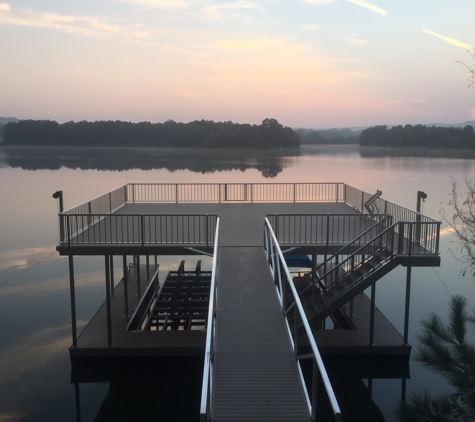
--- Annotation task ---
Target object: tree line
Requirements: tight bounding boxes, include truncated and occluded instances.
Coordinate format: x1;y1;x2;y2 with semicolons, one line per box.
2;118;300;149
359;124;475;149
297;127;361;145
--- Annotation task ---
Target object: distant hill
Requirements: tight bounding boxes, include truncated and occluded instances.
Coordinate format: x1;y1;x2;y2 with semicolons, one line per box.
427;120;475;128
0;117;19;141
0;117;19;125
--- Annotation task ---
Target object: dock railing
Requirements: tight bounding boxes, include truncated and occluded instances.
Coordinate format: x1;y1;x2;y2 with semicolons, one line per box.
266;213;392;246
59;213;218;247
126;182;345;203
264;218;342;422
200;218;220;422
59;183;440;253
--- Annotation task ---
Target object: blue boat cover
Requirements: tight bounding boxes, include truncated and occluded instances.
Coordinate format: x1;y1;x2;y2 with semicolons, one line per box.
283;254;313;268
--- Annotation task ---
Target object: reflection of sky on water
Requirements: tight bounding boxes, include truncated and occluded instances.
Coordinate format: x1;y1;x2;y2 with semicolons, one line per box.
0;145;474;420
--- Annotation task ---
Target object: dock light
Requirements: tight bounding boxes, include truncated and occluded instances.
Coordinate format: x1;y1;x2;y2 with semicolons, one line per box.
53;190;64;212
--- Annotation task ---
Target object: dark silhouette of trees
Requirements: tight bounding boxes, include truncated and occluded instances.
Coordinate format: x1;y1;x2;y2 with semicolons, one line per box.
297;128;360;145
3;118;300;149
458;50;475;88
359;125;475;149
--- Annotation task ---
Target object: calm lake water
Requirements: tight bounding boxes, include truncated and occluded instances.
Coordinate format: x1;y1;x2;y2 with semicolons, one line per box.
0;144;474;421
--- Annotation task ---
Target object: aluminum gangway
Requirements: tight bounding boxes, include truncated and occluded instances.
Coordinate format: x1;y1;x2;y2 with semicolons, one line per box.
210;209;311;422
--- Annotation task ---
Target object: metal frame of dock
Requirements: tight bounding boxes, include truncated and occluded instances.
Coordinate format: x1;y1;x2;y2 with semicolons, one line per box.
55;182;441;422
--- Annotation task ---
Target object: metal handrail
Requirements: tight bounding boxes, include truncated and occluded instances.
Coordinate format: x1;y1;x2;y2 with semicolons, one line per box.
59;213;218;246
297;219;440;318
300;224;397;302
126;182;345;203
200;218;220;422
266;213;391;245
264;218;342;422
296;215;393;288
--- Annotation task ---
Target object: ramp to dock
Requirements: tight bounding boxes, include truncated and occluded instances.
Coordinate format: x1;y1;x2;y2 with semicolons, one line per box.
212;208;309;422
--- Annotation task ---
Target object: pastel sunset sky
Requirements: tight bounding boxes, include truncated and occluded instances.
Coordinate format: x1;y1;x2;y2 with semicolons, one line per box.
1;0;474;128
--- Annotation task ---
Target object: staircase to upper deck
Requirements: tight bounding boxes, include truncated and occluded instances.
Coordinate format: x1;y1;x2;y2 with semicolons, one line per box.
290;220;438;329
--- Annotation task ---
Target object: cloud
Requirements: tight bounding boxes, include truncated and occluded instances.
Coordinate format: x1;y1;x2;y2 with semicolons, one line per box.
0;3;11;11
410;99;426;103
343;37;368;46
305;0;335;4
0;4;152;43
347;0;387;16
302;24;321;32
0;246;58;271
439;227;455;237
471;108;475;119
201;0;259;20
113;0;190;8
422;28;474;50
205;37;365;84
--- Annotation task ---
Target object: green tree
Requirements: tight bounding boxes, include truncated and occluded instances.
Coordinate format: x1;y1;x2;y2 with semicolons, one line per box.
399;295;475;421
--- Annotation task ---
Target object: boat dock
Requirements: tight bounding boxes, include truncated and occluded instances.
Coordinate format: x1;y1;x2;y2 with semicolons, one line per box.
55;183;440;421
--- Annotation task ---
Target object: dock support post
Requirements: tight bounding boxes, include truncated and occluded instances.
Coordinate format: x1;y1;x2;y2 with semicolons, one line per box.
109;255;114;296
105;255;113;347
68;255;78;347
403;224;413;345
311;360;318;421
369;283;376;345
74;381;81;422
146;255;150;281
136;255;141;296
123;255;129;318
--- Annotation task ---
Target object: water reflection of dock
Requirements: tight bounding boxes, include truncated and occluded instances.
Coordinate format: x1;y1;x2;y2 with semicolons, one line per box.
56;183;440;421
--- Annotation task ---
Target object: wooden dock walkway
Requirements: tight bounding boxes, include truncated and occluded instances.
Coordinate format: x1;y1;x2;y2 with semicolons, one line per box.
212;212;309;421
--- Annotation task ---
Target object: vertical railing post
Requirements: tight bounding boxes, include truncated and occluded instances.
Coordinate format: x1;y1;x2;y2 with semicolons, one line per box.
110;255;115;296
141;214;145;249
123;255;129;318
403;224;413;345
136;255;141;296
293;183;296;203
175;184;179;204
67;216;71;247
206;215;209;249
369;282;376;345
69;255;77;347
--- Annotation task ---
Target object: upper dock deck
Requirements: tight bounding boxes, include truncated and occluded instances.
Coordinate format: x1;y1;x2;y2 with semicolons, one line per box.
56;182;440;264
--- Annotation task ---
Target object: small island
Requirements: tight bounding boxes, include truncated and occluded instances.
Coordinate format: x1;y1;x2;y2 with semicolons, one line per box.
2;118;300;150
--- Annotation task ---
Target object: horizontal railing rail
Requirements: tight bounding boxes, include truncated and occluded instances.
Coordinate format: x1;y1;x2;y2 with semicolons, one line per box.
200;218;220;422
59;213;218;247
63;185;127;215
264;218;342;422
126;183;345;203
266;214;392;246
